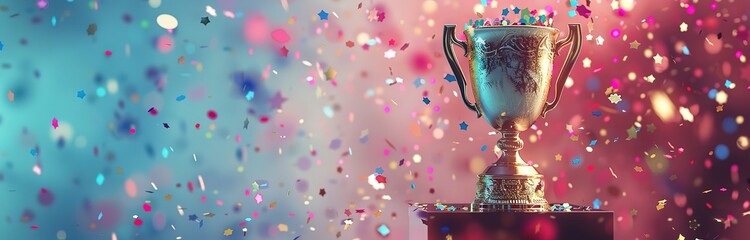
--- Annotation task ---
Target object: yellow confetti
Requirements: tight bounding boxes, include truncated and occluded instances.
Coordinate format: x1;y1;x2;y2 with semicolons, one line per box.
278;224;288;232
223;228;233;236
656;199;667;210
677;234;685;240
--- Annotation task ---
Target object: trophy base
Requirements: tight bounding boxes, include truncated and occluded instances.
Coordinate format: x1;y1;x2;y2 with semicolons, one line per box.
409;203;614;240
471;172;549;212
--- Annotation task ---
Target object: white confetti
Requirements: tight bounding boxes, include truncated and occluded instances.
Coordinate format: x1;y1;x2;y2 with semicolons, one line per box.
156;14;179;30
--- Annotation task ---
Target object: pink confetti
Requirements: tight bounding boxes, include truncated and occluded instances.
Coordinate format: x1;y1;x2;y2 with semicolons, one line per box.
51;118;59;129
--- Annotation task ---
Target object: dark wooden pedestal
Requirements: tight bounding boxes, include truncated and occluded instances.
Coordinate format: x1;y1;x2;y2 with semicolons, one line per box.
409;203;614;240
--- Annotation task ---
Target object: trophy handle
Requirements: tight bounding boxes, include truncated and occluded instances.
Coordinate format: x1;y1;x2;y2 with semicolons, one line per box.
443;24;482;118
541;23;582;118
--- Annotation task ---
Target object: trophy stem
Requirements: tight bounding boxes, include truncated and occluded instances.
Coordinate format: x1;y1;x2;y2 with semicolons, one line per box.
495;131;525;166
471;130;549;212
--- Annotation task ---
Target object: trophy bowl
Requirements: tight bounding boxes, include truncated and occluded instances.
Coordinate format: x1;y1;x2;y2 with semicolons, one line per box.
443;23;582;211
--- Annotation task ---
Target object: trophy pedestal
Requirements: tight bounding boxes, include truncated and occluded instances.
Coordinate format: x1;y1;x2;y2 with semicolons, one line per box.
409;203;614;240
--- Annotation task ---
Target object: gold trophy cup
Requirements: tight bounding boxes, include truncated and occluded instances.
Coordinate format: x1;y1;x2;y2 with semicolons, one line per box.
443;23;582;211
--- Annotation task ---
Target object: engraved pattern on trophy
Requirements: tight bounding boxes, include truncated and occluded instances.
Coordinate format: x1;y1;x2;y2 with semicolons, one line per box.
472;29;554;94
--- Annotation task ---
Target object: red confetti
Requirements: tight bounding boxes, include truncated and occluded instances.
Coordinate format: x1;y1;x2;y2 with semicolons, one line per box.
375;175;387;183
143;203;152;212
207;110;217;120
134;218;143;226
195;123;201;129
105;50;112;57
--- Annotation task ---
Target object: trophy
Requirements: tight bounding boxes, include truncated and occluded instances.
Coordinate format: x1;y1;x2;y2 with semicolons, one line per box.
443;23;582;212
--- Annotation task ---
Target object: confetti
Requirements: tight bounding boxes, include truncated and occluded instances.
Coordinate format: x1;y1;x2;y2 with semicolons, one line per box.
156;14;179;30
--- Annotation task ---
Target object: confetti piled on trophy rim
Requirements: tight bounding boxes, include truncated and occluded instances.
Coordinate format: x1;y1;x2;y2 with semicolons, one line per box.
469;7;554;29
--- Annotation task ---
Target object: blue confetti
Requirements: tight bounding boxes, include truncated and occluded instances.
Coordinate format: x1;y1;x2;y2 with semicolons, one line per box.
375;167;384;175
708;89;717;99
444;74;456;83
568;10;577;17
30;148;37;156
176;95;186;101
410;183;415;189
592;111;602;117
724;79;734;88
0;41;4;51
715;144;729;160
96;173;104;186
589;140;598;146
571;0;579;6
76;90;87;99
481;145;487;152
51;16;57;26
317;10;329;20
502;8;510;16
413;78;425;88
722;117;738;134
376;224;390;236
161;147;169;158
572;157;582;166
97;212;103;220
682;46;690;55
459;121;468;131
96;87;106;97
245;91;254;101
422;97;430;105
592;198;602;209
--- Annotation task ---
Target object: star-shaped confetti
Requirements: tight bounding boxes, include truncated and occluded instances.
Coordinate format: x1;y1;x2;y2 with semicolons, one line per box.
716;105;724;112
555;154;562;161
76;90;87;99
223;228;233;236
582;58;591;68
367;9;378;22
200;16;210;25
629;208;638;216
629;40;640;49
576;5;592;18
679;22;688;32
595;36;604;45
377;11;386;22
459;121;468;131
317;10;329;20
188;214;198;221
653;54;664;64
422;97;430;105
269;91;287;110
644;74;655;83
280;46;289;57
319;188;326;197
